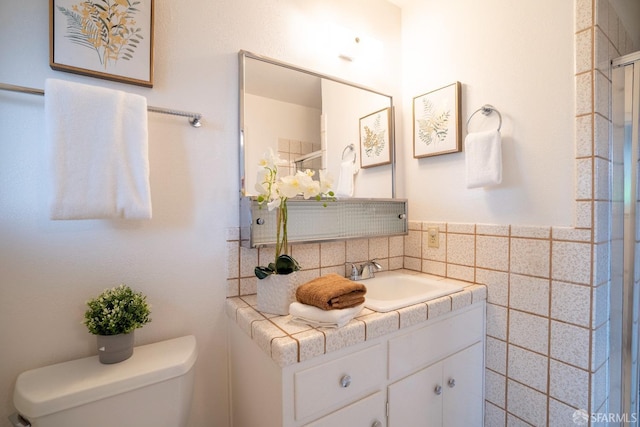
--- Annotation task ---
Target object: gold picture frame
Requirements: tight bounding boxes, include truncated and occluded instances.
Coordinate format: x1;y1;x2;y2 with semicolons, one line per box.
50;0;154;87
359;107;391;168
413;81;461;158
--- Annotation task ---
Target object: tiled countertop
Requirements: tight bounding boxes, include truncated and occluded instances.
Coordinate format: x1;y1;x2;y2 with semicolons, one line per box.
225;270;487;368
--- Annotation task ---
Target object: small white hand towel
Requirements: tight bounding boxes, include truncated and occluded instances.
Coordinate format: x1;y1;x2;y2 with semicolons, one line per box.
335;159;357;198
289;302;364;328
464;130;502;189
45;79;151;219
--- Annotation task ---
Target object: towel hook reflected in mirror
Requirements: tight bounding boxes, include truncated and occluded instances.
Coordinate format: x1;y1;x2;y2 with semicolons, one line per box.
342;143;356;164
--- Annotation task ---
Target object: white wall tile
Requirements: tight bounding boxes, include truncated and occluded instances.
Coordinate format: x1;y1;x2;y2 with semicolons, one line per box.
476;235;509;271
447;264;474;282
369;237;389;260
576;29;593;74
320;241;346;267
509;310;549;354
485;369;506;407
346;239;369;263
576;72;593;116
447;222;475;234
507;380;548;427
511;225;551;239
487;303;508;340
404;229;421;258
549;398;582;427
477;223;510;236
476;269;509;306
550;321;590;369
551;281;591;327
485;401;506;427
508;345;549;393
421;259;445;276
510;274;550;316
575;115;593;158
576;157;593;200
576;0;593;31
292;243;320;270
510;238;550;278
552;241;592;284
486;337;507;374
447;233;475;266
549;360;590;410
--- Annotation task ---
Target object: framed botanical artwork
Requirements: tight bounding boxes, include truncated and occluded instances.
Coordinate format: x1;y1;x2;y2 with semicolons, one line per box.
359;107;391;168
413;81;461;158
50;0;155;87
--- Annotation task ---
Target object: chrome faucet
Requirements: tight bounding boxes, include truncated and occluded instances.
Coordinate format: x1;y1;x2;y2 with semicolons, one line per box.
349;259;383;281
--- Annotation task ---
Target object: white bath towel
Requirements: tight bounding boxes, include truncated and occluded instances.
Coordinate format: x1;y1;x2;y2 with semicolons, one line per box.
464;130;502;189
335;159;358;198
289;302;364;328
45;79;151;219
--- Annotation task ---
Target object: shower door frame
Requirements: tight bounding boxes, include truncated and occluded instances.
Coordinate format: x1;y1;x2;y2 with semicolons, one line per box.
611;50;640;425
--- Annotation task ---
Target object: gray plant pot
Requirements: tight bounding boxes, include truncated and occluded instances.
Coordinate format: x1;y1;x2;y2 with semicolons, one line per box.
96;332;134;364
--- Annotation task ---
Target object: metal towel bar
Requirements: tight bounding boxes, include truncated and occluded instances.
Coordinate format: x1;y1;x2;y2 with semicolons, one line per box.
0;82;203;128
466;104;502;134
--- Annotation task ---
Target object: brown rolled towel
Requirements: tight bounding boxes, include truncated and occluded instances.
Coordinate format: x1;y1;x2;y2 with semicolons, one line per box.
296;273;367;310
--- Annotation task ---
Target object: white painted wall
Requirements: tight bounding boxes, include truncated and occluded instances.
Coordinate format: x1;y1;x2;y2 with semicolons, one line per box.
398;0;575;226
0;1;401;426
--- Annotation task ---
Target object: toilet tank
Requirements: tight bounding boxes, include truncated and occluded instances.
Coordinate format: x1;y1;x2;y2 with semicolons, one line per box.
12;335;197;427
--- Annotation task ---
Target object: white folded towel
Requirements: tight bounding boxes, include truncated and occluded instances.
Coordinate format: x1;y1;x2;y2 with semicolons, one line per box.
289;302;364;328
335;159;358;198
465;130;502;189
45;78;151;220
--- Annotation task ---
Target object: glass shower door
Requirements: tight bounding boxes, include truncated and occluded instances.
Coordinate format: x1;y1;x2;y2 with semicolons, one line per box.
612;51;640;425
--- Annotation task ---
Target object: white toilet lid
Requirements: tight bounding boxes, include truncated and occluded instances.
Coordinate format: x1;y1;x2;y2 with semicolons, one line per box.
13;335;197;418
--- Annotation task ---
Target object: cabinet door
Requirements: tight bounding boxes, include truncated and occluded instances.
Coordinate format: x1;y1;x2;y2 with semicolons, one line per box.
305;391;386;427
387;362;442;427
442;342;484;427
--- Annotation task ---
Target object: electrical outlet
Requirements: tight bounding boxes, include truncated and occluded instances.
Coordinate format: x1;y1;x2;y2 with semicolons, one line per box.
427;227;439;248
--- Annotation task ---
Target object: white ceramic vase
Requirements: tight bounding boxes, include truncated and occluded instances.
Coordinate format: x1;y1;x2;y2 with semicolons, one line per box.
96;332;134;364
256;272;300;315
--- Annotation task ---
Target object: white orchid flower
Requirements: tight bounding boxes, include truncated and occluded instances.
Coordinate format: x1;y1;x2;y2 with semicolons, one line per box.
266;197;281;211
278;174;303;199
319;170;334;194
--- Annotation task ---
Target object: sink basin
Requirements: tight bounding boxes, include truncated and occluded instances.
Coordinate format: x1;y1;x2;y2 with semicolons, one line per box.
363;271;465;312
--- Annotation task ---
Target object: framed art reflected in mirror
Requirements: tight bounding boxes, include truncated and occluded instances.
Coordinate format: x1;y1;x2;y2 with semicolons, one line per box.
359;107;391;168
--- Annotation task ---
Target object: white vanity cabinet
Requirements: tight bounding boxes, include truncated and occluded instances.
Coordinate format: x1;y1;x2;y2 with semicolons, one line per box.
387;342;484;426
386;302;485;426
228;302;484;427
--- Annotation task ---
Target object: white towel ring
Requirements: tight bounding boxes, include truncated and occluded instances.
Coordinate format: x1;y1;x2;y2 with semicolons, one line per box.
342;144;356;164
466;104;502;134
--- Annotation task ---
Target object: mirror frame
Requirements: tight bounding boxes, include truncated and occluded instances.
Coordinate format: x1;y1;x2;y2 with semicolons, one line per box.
238;50;396;199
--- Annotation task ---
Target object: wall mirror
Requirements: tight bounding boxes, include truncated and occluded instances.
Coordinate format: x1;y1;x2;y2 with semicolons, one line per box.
239;50;395;199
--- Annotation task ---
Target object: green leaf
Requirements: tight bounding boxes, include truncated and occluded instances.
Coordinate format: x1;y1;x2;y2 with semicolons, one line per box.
254;266;273;279
275;254;300;275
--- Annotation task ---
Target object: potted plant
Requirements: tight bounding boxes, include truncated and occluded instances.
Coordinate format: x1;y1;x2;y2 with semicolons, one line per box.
84;284;151;364
253;149;334;314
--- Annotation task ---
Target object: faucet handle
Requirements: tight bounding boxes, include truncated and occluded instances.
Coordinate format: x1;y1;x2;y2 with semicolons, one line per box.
369;259;383;271
346;262;359;279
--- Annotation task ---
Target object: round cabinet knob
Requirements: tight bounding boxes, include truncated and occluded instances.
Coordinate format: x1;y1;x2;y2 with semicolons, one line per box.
448;378;456;388
434;385;442;395
398;213;407;219
340;375;352;388
372;421;382;427
256;218;265;225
